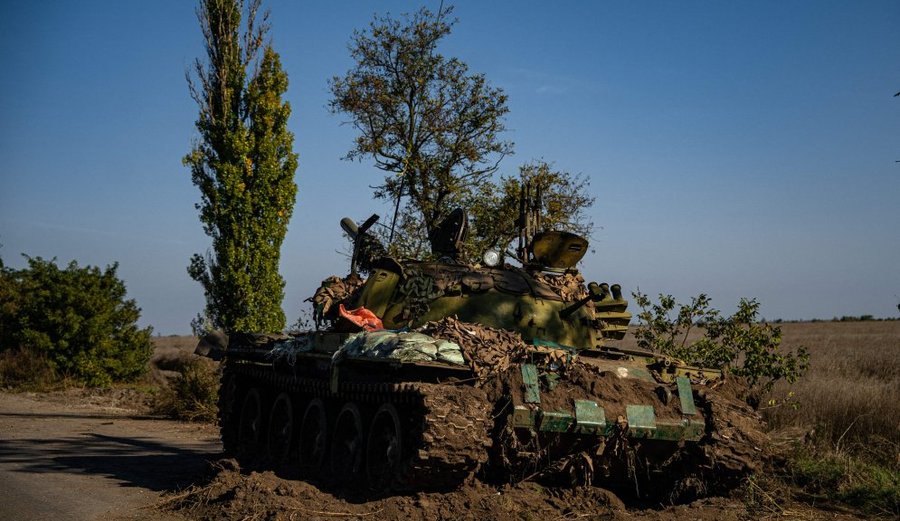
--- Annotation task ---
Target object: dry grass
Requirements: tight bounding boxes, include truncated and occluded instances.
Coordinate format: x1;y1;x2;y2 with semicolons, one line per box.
762;322;900;515
149;335;220;422
0;348;60;391
763;321;900;451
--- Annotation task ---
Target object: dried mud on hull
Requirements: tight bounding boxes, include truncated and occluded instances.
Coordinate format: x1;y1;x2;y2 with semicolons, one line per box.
479;366;769;502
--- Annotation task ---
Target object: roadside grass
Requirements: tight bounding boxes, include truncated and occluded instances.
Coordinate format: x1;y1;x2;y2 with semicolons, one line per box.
782;445;899;516
148;336;219;422
1;335;220;423
151;355;220;422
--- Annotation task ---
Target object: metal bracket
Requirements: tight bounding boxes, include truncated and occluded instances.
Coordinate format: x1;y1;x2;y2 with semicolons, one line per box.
676;376;698;416
574;400;606;434
330;365;339;394
521;363;541;404
626;404;657;438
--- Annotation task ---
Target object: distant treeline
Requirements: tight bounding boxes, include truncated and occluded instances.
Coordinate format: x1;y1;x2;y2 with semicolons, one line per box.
770;315;899;323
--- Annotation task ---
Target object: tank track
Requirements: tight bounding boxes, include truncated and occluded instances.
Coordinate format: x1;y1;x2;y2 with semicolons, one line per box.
405;383;493;489
221;360;493;491
218;359;764;499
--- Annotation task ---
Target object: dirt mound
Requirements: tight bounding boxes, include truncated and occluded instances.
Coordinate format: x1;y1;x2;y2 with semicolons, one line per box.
162;459;627;521
164;458;867;521
697;379;771;490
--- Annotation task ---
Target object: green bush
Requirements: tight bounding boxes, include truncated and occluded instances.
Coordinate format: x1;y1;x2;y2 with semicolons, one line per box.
0;256;153;387
632;292;809;392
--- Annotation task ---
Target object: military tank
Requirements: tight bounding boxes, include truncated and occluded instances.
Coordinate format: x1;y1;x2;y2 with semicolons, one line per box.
199;201;765;501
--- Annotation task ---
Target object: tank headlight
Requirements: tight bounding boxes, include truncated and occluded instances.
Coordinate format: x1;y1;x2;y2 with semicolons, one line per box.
482;249;500;267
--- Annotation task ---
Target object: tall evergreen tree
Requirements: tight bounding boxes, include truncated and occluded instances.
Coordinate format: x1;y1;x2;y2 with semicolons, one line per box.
185;0;297;332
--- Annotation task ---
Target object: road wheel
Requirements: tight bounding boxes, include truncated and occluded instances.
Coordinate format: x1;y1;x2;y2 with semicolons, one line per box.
330;402;364;480
298;398;328;473
266;392;294;462
365;403;402;490
237;388;265;457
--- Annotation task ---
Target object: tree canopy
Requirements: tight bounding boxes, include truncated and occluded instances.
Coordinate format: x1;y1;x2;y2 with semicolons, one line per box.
330;5;513;256
185;0;298;333
468;160;595;260
0;256;153;387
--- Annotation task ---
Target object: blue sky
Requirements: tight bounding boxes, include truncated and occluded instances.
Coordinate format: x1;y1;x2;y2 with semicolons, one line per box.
1;1;898;333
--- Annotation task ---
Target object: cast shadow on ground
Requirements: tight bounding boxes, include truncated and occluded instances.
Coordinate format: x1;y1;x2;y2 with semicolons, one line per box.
0;431;220;492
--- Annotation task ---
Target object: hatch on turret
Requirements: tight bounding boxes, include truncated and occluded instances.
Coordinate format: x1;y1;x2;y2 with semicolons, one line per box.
530;231;588;270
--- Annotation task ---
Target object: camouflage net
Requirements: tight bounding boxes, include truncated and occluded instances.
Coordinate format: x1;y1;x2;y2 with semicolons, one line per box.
309;274;365;327
532;271;589;301
421;317;530;380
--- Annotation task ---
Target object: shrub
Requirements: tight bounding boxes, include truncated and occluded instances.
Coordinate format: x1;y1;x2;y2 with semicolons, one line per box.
0;256;153;387
152;357;219;422
632;292;809;393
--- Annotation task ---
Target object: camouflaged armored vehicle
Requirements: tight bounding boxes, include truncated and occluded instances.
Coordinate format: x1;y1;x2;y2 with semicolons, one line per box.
200;203;764;500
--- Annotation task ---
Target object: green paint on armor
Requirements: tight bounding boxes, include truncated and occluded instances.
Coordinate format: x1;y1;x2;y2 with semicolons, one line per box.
626;405;657;438
574;400;606;434
539;411;574;432
521;363;541;404
676;376;698;416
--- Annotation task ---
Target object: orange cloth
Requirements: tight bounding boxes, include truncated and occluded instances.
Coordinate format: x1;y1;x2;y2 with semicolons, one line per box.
338;304;384;331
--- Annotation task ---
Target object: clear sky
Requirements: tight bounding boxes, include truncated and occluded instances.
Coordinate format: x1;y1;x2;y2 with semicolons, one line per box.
1;1;898;333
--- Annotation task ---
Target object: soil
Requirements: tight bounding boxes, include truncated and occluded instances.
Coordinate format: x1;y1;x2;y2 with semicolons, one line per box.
163;458;868;521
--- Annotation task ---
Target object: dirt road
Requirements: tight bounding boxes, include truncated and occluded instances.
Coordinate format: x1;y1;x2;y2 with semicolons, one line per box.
0;391;220;521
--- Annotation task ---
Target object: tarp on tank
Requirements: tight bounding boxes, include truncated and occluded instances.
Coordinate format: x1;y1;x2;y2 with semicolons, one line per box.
340;330;466;366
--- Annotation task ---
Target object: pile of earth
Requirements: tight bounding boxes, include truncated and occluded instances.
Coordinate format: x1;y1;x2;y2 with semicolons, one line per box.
161;457;867;521
160;458;683;521
421;318;771;499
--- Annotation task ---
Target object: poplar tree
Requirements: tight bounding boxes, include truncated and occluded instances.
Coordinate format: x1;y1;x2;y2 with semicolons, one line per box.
185;0;297;333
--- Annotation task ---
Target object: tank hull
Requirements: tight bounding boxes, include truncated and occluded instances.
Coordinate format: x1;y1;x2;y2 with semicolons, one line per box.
212;327;764;499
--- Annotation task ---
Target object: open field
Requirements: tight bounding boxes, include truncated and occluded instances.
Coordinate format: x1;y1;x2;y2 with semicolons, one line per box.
762;321;899;448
